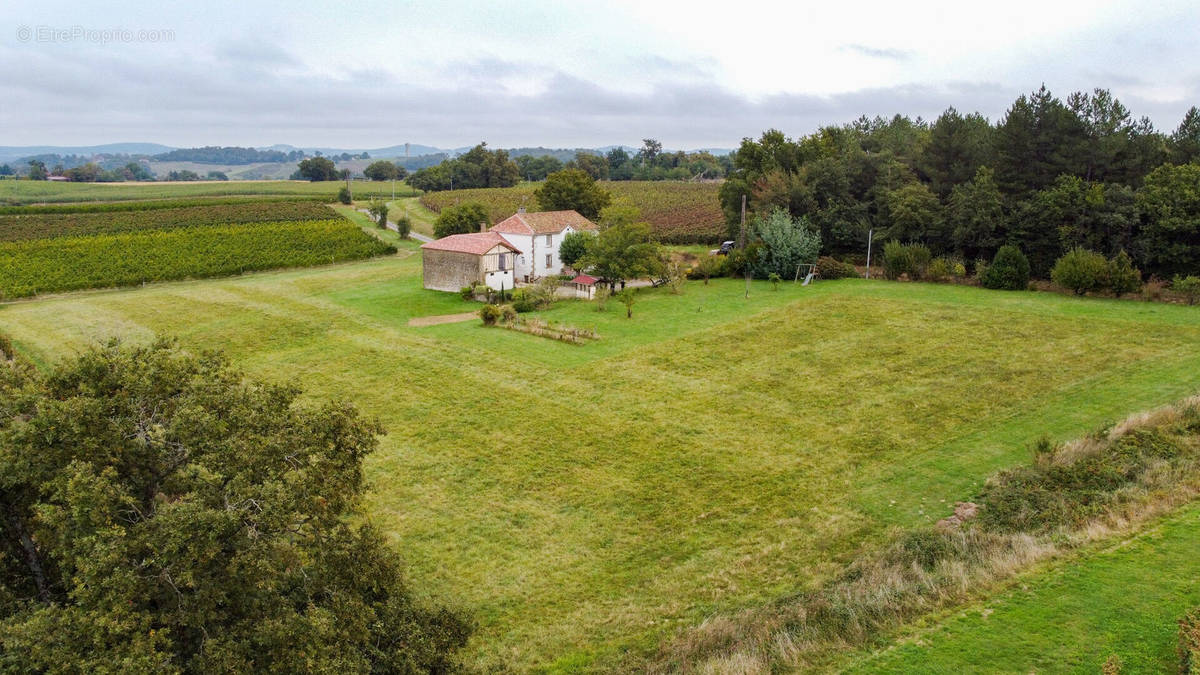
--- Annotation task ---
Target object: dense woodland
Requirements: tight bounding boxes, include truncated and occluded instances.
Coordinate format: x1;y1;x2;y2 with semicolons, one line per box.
720;86;1200;279
407;140;733;189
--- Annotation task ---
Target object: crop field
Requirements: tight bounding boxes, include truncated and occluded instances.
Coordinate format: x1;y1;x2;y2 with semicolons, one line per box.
420;180;725;243
0;178;418;204
0;188;394;299
0;200;336;241
3;245;1199;671
0;220;393;299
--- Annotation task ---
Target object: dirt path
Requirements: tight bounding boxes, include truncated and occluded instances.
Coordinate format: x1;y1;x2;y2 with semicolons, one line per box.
406;311;478;327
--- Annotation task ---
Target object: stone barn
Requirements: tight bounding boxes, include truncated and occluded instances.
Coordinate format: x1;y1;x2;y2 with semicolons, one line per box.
420;232;521;292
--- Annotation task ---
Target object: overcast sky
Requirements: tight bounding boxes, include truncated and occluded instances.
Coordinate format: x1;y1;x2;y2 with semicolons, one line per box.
2;0;1198;149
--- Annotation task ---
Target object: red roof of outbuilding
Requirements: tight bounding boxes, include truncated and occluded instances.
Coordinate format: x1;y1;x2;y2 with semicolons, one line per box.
491;210;598;235
571;274;598;285
420;232;522;256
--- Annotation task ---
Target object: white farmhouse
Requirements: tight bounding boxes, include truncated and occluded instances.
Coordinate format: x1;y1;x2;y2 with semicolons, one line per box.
490;209;598;282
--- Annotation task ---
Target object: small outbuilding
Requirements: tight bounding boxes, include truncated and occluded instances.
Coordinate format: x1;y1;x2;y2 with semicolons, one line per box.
420;232;522;292
570;274;598;299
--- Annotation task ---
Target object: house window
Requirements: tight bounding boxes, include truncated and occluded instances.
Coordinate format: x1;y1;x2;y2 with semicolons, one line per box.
498;253;507;270
545;253;553;268
545;234;552;246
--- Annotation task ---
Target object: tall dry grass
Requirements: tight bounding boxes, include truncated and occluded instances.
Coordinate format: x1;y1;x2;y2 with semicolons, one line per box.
643;398;1200;674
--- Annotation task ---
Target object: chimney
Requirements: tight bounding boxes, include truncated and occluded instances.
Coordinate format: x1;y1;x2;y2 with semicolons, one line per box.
517;206;526;214
479;222;486;233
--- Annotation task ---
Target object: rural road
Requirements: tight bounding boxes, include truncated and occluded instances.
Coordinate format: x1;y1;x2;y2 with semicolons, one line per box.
357;208;433;243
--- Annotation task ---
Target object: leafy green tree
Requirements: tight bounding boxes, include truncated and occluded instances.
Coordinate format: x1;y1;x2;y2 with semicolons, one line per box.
515;155;563;181
26;160;47;181
567;152;609;180
433;202;489;238
1169;106;1200;166
750;208;821;280
395;216;412;239
994;86;1087;194
947;166;1005;262
617;287;638;318
367;199;389;228
559;230;594;269
0;340;471;673
1051;248;1109;295
1136;162;1200;277
920;107;995;197
535;169;612;219
884;182;945;249
981;244;1031;290
363;160;401;181
337;186;352;204
0;164;12;176
577;221;661;287
296;156;340;181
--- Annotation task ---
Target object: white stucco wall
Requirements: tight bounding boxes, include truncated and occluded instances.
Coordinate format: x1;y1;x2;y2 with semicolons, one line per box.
496;225;580;281
483;269;515;291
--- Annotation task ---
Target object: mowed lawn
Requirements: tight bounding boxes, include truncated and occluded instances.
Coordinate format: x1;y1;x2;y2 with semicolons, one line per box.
846;503;1200;674
3;245;1200;670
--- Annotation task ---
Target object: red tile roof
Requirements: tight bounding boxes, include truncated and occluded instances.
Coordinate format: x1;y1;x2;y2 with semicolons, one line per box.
490;210;598;235
571;274;598;285
420;232;522;256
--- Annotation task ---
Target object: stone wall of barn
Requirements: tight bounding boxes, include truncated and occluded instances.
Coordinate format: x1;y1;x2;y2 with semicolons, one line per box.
422;249;481;292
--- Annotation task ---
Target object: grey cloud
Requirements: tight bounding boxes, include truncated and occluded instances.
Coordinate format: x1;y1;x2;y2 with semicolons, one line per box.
842;44;912;61
1;45;1197;149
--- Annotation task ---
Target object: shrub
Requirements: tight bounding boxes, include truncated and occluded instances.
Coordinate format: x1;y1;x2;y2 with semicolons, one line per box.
479;304;501;325
977;428;1187;533
1143;277;1167;302
511;290;537;313
981;245;1030;291
0;332;12;360
1175;275;1200;305
1051;248;1109;295
883;242;932;281
689;255;727;283
1180;607;1200;674
459;285;475;300
768;272;782;290
395;216;411;239
337;186;352;204
926;257;952;282
500;304;518;323
1106;250;1142;296
816;256;858;280
952;261;967;278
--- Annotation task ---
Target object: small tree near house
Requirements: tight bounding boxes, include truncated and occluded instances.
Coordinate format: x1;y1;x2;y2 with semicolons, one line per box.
617;288;637;318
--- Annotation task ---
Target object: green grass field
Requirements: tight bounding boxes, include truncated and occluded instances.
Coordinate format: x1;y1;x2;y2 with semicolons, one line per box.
2;249;1199;670
847;503;1200;673
0;178;419;204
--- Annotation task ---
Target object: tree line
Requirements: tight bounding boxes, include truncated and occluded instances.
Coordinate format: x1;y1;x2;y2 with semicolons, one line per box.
407;140;734;191
720;86;1200;279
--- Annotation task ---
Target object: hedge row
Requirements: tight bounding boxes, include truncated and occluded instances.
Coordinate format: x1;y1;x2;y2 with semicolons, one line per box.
0;201;335;242
0;219;394;299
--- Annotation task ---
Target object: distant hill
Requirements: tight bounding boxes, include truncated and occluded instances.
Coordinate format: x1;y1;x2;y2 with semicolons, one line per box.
0;142;734;167
0;143;175;163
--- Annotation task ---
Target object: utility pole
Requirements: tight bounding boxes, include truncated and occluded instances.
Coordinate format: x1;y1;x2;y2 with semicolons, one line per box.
865;228;874;279
740;194;749;299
